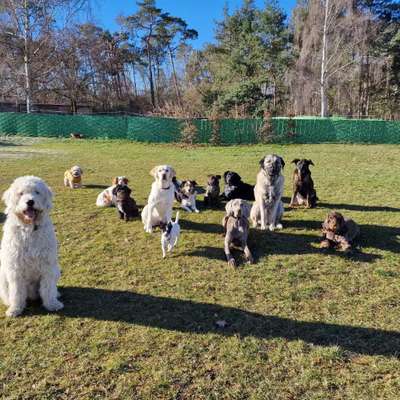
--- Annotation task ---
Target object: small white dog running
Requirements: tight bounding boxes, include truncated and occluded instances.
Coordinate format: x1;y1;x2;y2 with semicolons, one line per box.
0;176;63;317
160;212;180;258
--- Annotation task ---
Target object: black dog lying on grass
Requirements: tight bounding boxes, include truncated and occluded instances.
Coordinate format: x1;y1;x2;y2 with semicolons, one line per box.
112;185;139;221
221;171;255;201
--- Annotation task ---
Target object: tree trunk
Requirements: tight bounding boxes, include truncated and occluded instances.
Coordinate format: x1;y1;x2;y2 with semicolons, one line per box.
168;45;182;106
131;63;138;96
23;0;32;114
146;45;155;107
320;0;329;117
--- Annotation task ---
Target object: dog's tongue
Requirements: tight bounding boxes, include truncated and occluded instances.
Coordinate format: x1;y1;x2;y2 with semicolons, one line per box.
24;208;36;221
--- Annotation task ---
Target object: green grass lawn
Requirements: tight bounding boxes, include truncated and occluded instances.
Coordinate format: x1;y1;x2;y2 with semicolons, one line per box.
0;137;400;399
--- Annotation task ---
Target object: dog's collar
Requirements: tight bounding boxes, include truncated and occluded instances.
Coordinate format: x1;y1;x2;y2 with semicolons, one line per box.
161;186;171;190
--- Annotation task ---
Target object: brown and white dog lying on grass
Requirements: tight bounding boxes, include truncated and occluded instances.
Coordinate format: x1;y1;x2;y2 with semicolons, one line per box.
96;176;129;207
64;165;83;189
321;211;360;251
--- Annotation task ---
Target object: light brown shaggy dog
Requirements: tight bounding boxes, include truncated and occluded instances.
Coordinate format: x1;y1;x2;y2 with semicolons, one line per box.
64;165;83;189
321;211;360;251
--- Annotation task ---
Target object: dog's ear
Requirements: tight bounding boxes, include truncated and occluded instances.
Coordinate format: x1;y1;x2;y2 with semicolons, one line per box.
1;187;13;210
43;184;53;210
150;166;158;178
180;180;187;188
259;157;265;168
216;175;221;180
225;200;234;215
307;159;314;166
234;172;242;182
127;187;132;195
192;180;198;186
112;185;118;195
112;177;118;185
279;157;285;169
123;177;129;184
291;159;300;164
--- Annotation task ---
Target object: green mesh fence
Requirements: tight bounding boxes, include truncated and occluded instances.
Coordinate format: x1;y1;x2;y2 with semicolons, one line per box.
0;112;399;144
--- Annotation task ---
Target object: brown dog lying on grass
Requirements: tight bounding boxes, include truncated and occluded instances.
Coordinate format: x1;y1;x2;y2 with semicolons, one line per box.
113;185;139;221
321;211;360;251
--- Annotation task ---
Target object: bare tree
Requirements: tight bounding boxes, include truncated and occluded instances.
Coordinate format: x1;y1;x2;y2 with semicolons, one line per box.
0;0;88;112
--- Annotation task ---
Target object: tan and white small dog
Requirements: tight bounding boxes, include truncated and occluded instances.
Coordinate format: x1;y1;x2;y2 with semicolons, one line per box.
96;176;129;207
64;165;83;189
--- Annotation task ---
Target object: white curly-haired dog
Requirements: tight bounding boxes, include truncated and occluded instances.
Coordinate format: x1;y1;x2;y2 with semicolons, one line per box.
0;176;63;317
141;165;176;233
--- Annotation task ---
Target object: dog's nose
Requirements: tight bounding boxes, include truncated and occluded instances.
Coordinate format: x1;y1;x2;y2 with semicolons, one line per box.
27;199;34;207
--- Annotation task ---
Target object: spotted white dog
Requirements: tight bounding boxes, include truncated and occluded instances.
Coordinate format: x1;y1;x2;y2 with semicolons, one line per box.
160;212;180;258
0;176;63;317
141;165;176;233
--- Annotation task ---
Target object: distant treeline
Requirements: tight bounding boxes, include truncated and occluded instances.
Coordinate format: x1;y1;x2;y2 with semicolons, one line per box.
0;0;399;119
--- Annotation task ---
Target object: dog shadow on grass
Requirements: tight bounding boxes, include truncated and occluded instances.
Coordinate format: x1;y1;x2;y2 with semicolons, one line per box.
179;219;222;235
55;286;400;358
318;201;400;213
0;212;6;224
0;141;21;147
285;219;399;254
83;184;109;190
184;227;382;264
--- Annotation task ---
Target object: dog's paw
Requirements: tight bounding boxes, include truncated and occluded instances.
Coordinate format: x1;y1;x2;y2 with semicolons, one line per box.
6;307;23;317
276;223;283;230
194;209;200;213
44;300;64;312
144;226;153;234
228;258;236;268
260;224;268;230
268;224;276;231
246;256;254;264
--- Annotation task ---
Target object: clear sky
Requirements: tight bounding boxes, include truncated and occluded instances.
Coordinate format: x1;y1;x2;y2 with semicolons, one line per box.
93;0;297;48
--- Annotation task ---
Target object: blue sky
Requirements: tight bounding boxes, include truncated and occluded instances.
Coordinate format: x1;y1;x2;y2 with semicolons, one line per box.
93;0;297;48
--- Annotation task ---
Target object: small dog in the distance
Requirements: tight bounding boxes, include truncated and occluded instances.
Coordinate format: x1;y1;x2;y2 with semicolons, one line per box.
160;212;180;258
113;185;139;221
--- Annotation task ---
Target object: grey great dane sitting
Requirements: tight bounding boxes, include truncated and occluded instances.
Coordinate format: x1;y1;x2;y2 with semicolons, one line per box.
222;199;254;268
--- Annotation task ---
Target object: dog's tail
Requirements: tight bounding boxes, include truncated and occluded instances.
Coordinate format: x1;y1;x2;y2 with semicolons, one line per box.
175;211;180;224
